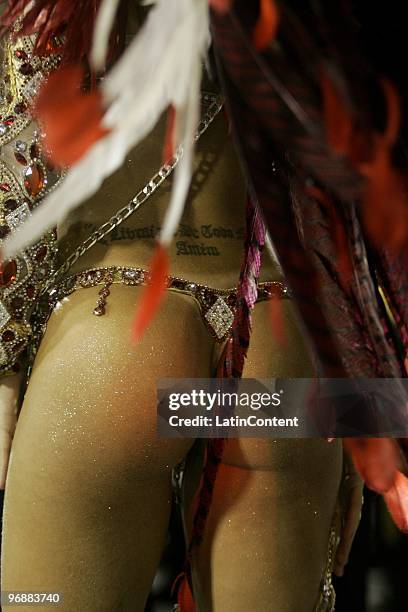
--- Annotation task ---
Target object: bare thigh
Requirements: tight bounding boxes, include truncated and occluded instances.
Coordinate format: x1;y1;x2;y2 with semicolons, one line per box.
183;301;343;612
1;285;213;611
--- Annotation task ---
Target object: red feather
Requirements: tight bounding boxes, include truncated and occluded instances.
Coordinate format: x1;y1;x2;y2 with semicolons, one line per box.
172;571;196;612
162;105;177;164
320;70;353;156
305;185;353;291
359;143;408;253
1;0;103;64
380;78;401;146
131;244;169;342
343;438;404;494
383;470;408;533
253;0;279;51
33;65;109;167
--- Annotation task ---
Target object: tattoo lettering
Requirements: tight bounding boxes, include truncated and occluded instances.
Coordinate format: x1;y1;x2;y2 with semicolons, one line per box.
77;221;244;256
176;241;220;256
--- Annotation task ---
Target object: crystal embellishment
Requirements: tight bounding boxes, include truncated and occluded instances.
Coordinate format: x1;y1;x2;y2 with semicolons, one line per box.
122;269;143;285
15;140;27;153
0;301;11;329
5;202;31;229
21;72;43;101
204;297;234;340
80;270;104;287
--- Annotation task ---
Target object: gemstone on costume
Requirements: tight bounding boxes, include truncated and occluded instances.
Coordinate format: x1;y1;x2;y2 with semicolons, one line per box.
25;286;35;299
15;140;27;153
93;305;105;316
45;35;62;53
0;183;11;192
3;117;15;126
19;62;34;76
15;151;28;165
122;269;143;285
14;102;27;114
30;143;40;159
204;297;234;340
5;202;31;229
35;265;49;279
0;260;17;287
80;270;103;287
21;72;42;101
35;245;48;262
15;49;28;60
2;329;15;342
0;125;8;135
4;199;18;211
24;163;45;196
185;282;198;293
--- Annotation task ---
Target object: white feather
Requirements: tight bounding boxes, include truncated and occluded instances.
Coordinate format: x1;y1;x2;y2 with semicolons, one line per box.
265;230;283;272
2;0;209;259
90;0;121;71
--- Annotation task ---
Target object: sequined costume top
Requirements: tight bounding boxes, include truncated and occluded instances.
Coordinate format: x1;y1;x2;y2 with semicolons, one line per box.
0;31;63;375
0;30;290;378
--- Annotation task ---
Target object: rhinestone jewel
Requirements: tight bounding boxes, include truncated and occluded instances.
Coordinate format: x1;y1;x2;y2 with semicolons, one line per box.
80;270;104;287
0;260;17;287
15;151;28;165
30;143;40;159
19;62;34;76
4;199;18;211
93;305;105;316
35;245;48;262
2;329;15;342
122;269;143;285
15;49;28;60
5;202;31;229
14;101;27;114
35;265;48;279
24;163;45;196
0;125;8;135
15;140;27;153
204;297;234;340
21;72;42;101
185;282;198;293
0;300;11;329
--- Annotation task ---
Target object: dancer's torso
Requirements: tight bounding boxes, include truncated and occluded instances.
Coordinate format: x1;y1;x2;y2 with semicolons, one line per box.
56;108;282;289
